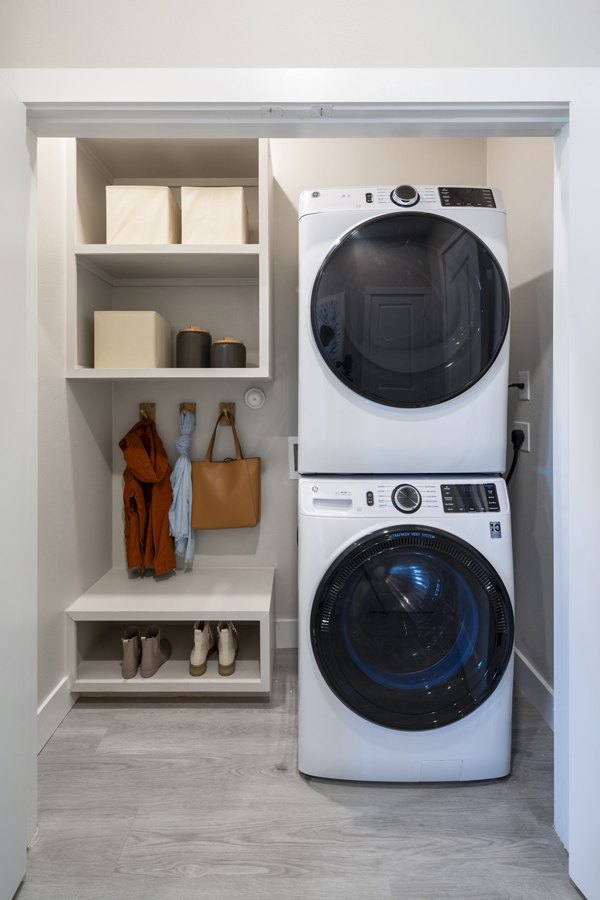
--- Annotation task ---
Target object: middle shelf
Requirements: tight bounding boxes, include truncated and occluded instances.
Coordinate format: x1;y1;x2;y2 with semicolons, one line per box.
76;244;260;280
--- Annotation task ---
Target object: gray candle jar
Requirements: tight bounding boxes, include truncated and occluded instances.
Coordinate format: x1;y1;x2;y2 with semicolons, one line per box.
176;327;212;367
210;338;246;368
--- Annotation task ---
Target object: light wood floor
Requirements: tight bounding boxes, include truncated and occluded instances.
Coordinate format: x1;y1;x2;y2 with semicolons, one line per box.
17;650;581;900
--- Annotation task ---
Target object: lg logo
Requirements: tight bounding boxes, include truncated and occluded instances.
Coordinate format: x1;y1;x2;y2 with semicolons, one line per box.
490;522;502;539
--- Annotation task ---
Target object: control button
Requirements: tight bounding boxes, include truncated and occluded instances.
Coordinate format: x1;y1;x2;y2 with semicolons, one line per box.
484;484;500;511
366;491;374;506
390;185;420;208
365;192;374;203
391;483;422;514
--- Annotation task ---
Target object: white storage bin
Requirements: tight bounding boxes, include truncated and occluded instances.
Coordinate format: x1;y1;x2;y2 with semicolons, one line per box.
106;185;181;244
94;311;172;368
181;186;248;244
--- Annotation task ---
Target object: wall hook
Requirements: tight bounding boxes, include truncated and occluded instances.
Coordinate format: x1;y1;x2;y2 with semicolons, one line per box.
139;402;156;421
219;402;235;425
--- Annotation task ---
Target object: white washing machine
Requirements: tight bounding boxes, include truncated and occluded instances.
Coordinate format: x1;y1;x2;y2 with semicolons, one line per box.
298;475;514;782
298;185;511;475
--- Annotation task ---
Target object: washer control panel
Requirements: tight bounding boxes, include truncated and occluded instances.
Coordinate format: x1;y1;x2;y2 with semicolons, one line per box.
300;477;508;518
441;483;500;513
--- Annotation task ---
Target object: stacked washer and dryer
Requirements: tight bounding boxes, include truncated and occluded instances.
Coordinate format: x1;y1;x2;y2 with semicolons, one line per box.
297;184;515;782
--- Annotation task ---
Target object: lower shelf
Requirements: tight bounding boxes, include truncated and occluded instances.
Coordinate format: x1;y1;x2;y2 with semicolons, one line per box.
66;567;275;694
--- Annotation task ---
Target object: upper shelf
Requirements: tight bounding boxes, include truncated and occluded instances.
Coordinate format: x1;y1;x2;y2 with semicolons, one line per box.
76;243;260;280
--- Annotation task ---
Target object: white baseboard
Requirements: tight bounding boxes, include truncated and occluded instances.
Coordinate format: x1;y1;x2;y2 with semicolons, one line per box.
276;618;298;649
514;648;554;730
37;675;77;752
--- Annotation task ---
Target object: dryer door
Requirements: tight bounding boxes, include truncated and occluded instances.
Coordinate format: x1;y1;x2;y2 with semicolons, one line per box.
311;213;509;407
311;526;514;731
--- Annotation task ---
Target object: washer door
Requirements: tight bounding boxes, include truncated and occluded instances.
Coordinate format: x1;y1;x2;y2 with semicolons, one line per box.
311;526;514;731
311;213;509;408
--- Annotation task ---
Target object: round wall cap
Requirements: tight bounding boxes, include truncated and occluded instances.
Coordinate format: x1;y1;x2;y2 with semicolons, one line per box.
244;387;266;409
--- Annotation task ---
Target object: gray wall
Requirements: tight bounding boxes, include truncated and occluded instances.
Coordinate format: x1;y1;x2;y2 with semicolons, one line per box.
2;0;600;67
488;138;555;696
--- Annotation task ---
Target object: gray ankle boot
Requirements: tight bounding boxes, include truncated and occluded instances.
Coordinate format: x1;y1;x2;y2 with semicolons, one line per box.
121;625;141;679
140;625;171;678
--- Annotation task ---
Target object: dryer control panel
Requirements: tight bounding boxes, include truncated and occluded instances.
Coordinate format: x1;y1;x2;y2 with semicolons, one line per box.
298;184;505;216
299;476;509;518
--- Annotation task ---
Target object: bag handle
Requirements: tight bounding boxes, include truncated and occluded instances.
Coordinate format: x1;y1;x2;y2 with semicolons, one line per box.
204;410;244;461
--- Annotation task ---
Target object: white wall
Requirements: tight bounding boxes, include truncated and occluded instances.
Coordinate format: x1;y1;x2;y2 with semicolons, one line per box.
2;0;600;68
487;138;555;722
0;78;38;896
37;139;113;744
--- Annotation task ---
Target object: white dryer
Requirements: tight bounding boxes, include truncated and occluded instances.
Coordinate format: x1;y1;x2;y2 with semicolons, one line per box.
298;185;510;475
298;475;514;781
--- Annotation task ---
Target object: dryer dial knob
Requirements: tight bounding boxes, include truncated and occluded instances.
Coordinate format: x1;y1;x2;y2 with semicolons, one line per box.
391;184;420;207
391;483;422;514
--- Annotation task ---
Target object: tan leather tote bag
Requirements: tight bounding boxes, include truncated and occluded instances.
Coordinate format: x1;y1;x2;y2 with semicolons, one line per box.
191;411;261;529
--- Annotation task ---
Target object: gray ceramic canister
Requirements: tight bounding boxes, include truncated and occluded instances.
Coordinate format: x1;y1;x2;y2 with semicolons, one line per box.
176;327;212;367
210;337;247;368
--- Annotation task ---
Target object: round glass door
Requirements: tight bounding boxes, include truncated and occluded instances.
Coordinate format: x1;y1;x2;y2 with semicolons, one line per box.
311;526;514;731
311;212;509;407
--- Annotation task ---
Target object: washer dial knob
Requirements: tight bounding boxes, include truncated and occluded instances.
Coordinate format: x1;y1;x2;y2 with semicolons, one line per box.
391;184;420;207
391;483;422;514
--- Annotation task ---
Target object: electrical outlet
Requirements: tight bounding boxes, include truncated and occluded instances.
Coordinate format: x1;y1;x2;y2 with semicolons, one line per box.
288;436;299;479
517;370;530;400
512;421;531;453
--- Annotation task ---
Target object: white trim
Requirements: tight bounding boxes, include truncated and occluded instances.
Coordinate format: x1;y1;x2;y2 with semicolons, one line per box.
514;648;554;731
276;618;298;650
552;122;570;848
0;68;580;140
37;676;76;753
0;66;593;104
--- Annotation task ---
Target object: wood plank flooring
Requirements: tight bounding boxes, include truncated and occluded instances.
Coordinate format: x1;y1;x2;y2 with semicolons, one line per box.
16;650;582;900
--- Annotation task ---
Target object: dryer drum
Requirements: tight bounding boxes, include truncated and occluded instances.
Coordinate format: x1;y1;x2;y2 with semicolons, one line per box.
311;212;510;409
310;525;514;731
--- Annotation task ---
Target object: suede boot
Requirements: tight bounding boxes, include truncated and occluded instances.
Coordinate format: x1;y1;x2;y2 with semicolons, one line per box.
216;621;238;676
140;625;171;678
189;621;216;676
121;625;141;679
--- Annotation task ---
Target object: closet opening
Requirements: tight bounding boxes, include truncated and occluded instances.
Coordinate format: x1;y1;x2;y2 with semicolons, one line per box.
35;128;557;817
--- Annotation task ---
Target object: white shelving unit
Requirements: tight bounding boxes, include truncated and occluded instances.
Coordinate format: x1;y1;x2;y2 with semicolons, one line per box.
65;137;273;380
62;136;276;697
66;567;275;694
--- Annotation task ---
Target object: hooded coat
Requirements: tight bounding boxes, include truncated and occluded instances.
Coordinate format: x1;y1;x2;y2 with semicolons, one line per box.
119;419;176;576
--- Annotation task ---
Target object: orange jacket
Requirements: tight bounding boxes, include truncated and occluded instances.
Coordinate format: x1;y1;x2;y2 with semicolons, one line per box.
119;420;176;576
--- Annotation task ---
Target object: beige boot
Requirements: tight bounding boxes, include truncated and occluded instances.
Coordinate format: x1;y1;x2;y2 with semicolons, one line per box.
216;621;238;676
121;625;141;679
140;625;171;678
189;621;216;676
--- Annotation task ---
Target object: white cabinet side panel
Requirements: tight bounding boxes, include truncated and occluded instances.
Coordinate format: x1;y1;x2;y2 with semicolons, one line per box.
0;75;36;900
